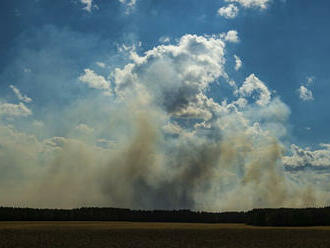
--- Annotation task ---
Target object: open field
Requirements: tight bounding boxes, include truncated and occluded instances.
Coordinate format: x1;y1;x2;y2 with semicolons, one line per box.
1;222;330;248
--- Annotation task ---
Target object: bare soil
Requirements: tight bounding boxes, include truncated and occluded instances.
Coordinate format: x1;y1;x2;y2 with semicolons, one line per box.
0;222;330;248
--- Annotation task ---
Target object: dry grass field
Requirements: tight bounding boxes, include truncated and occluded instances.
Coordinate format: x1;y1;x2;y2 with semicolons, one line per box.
1;222;330;248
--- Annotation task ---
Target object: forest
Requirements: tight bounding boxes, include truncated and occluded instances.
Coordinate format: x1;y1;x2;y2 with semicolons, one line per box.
1;206;330;226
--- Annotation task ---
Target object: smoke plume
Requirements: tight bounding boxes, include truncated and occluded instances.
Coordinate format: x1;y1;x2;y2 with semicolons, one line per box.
0;34;329;210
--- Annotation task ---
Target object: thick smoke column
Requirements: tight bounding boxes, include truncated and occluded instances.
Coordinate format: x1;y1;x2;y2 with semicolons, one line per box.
0;33;329;210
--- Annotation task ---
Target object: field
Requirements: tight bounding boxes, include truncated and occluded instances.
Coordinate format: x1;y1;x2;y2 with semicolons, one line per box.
1;222;330;248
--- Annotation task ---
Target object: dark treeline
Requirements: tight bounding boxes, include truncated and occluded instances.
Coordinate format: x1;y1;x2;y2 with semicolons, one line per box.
0;207;244;223
247;207;330;226
1;206;330;226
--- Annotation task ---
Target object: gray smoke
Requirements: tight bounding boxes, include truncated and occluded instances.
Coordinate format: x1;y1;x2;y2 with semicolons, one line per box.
1;33;330;210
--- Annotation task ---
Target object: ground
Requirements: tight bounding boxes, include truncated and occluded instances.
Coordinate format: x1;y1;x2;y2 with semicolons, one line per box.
1;222;330;248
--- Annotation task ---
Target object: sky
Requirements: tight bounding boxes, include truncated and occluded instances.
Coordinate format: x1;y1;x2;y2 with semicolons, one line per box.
0;0;330;210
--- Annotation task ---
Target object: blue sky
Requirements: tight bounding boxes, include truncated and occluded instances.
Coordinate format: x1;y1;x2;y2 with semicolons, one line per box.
2;0;329;144
0;0;330;210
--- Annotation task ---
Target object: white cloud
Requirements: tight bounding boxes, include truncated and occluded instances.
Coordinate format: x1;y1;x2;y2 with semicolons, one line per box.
239;74;271;105
298;85;313;101
0;102;32;118
96;62;106;68
75;123;94;134
222;30;239;43
234;55;242;71
159;36;171;43
119;0;136;7
225;0;270;9
113;34;226;120
306;76;314;85
283;144;330;169
218;4;239;19
80;0;96;12
162;122;183;134
9;85;32;103
119;0;136;14
79;69;111;91
297;76;315;101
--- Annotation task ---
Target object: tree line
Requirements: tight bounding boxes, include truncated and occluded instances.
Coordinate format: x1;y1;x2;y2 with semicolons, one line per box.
247;207;330;226
1;206;330;226
0;207;244;223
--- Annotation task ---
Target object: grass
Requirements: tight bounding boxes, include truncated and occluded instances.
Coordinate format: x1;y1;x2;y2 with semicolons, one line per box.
1;222;330;247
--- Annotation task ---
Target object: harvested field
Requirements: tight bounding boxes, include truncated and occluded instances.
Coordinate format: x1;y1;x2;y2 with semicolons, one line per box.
1;222;330;248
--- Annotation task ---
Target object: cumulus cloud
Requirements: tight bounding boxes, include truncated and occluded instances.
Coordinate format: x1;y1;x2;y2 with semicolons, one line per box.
217;0;271;19
9;85;32;103
113;34;226;120
283;144;330;169
162;122;183;135
225;0;270;9
297;76;315;101
298;85;313;101
222;30;239;43
79;69;111;91
234;55;242;71
80;0;97;12
218;4;239;19
239;74;271;105
0;102;32;118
